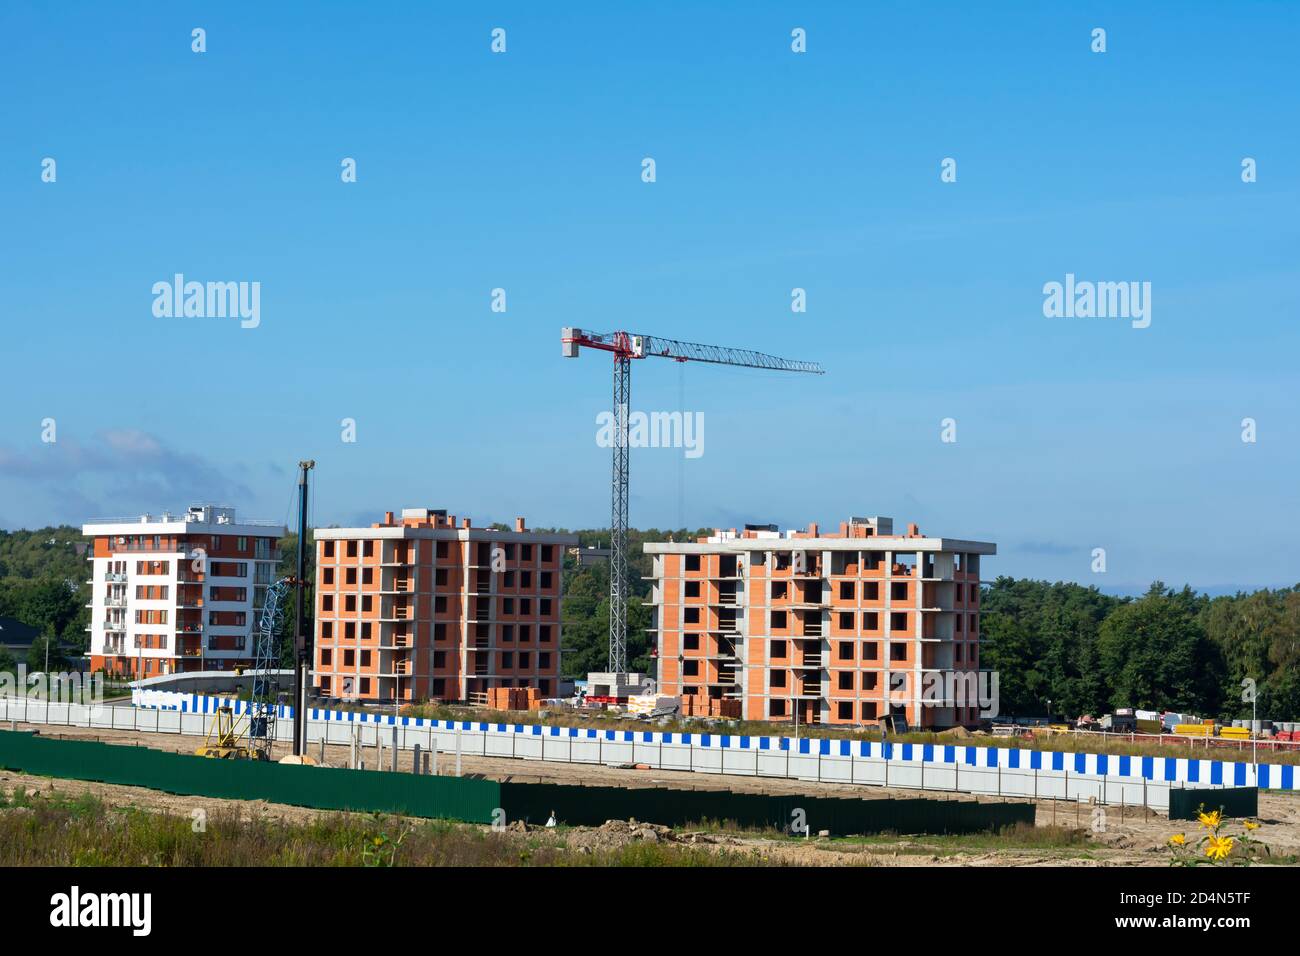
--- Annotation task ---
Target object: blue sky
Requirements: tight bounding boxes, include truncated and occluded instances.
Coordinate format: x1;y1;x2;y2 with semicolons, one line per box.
1;1;1297;594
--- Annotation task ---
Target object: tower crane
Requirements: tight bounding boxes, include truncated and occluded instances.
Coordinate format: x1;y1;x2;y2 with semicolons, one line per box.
246;577;292;760
561;328;824;684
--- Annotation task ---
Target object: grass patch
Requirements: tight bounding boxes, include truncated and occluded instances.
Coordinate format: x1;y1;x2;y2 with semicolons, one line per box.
0;784;783;867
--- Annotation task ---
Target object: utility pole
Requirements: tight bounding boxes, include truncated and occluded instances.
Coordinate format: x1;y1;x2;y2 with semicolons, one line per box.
291;460;315;757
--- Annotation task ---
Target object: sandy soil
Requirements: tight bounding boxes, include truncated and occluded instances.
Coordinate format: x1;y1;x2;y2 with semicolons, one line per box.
5;721;1298;866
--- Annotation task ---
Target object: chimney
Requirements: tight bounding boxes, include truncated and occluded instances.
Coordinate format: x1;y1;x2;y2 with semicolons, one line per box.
384;511;394;526
461;517;471;529
808;522;819;537
515;516;526;532
907;522;919;536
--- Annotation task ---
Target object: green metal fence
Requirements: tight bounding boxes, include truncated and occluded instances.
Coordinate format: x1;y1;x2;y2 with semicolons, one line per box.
501;781;1033;835
1168;786;1258;821
0;730;1034;835
0;730;500;823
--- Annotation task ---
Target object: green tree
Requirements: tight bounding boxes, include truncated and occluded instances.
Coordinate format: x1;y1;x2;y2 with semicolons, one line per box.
1097;583;1221;712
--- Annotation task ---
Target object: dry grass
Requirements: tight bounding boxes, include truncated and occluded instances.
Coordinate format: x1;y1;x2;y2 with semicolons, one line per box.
0;786;783;867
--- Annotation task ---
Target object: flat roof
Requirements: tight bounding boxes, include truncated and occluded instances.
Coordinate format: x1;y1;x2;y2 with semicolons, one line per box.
643;536;996;555
313;526;578;544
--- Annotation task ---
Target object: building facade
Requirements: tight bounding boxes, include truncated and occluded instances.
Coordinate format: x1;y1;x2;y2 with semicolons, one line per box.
83;506;282;677
644;517;996;729
312;509;576;705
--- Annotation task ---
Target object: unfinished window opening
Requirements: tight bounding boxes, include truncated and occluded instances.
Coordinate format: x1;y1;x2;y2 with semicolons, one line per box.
837;671;853;690
771;581;788;600
770;669;787;688
863;642;879;660
719;555;738;577
685;581;701;598
770;639;787;659
862;672;878;690
891;554;916;578
837;702;853;720
890;612;908;631
837;611;853;630
683;607;701;625
863;582;880;601
861;611;879;631
770;610;787;629
769;698;787;717
684;633;700;651
838;641;854;660
685;554;701;572
891;581;908;601
683;660;699;677
889;643;907;662
838;581;854;600
861;701;878;720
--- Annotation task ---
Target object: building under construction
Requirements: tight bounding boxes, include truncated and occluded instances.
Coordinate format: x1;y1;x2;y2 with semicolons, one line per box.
312;509;576;705
644;517;996;729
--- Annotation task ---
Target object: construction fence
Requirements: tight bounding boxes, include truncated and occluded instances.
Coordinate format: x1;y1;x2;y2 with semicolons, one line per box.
0;729;1031;835
5;692;1298;812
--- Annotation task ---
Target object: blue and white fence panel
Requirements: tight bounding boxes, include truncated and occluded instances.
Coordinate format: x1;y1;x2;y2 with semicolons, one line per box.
5;690;1296;809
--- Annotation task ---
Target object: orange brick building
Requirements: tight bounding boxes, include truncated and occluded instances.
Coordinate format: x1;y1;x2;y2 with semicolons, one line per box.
312;509;575;705
644;517;995;729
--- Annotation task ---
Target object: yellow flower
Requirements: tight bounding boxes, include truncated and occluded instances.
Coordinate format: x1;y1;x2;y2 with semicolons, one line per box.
372;837;384;846
1205;835;1234;861
1198;809;1223;829
1244;821;1259;831
1168;833;1186;846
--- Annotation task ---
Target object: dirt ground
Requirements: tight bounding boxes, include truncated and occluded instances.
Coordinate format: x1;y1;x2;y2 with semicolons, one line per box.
5;720;1299;866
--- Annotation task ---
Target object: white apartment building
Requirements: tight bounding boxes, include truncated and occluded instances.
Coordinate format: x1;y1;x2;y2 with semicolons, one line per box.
83;506;282;677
